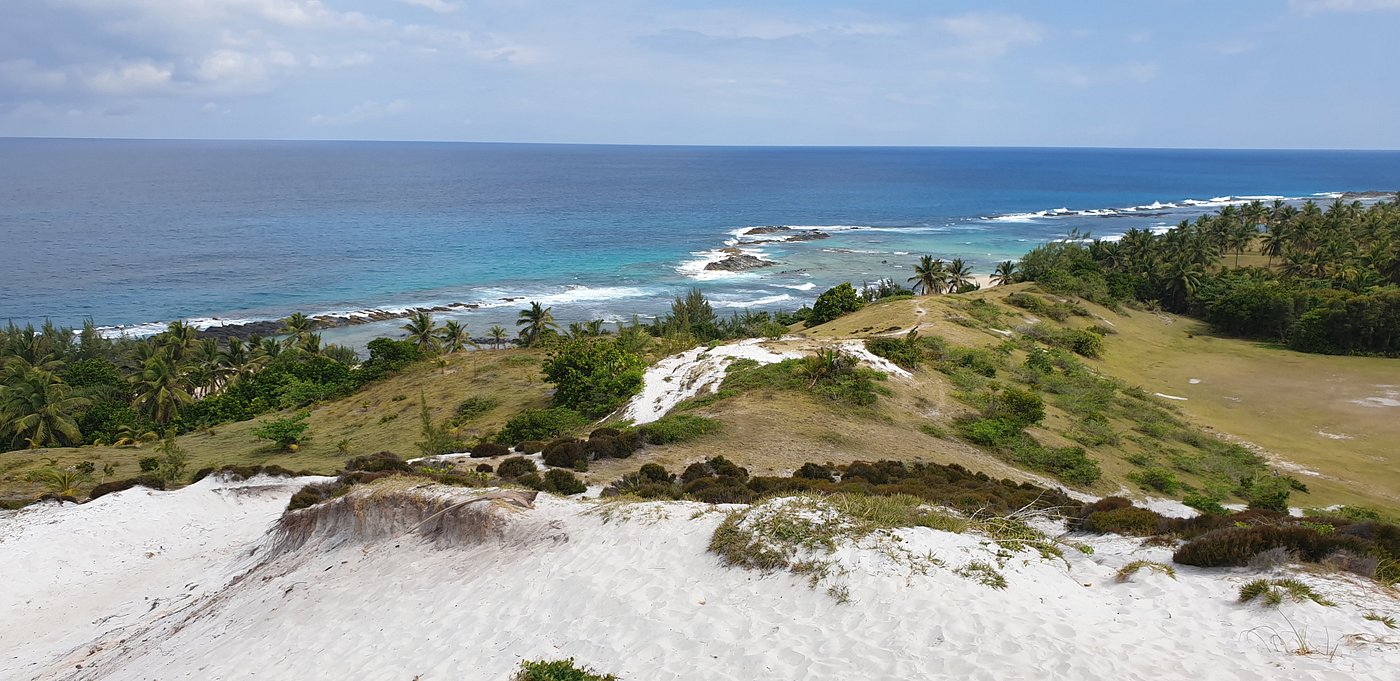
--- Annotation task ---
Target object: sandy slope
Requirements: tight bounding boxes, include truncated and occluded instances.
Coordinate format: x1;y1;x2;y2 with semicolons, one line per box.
5;481;1399;680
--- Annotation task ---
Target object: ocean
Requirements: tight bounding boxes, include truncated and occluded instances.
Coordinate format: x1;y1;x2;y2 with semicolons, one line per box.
3;139;1399;345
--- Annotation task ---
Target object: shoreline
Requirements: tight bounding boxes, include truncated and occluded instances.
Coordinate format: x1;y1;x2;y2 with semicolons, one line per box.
59;188;1395;344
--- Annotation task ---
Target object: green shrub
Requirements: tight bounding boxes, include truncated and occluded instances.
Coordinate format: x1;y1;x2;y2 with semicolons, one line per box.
496;456;538;479
540;469;587;495
286;480;353;511
451;396;500;424
516;440;546;454
344;451;411;473
542;439;587;468
513;658;618;681
1083;506;1166;536
1174;524;1374;567
1183;493;1229;516
496;408;588;444
252;411;311;450
985;387;1046;428
807;282;865;326
865;334;924;370
542;337;647;418
88;475;166;501
639;414;721;444
470;442;510;458
1242;476;1292;512
1127;467;1180;494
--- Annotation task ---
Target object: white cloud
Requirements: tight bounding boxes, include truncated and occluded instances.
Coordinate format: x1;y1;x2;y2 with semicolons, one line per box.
1038;62;1158;89
309;98;409;125
937;13;1044;60
80;60;173;94
398;0;461;14
1291;0;1400;14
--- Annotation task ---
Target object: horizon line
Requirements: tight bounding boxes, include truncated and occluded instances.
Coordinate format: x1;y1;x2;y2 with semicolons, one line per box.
2;135;1398;153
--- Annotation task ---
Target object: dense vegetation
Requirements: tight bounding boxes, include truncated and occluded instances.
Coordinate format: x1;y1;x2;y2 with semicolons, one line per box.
1015;195;1400;355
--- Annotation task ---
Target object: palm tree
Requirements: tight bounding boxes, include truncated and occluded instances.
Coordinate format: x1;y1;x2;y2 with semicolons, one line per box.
438;320;472;353
991;261;1018;286
487;325;508;350
907;255;948;295
131;353;192;428
0;360;90;448
282;312;315;341
218;338;265;385
160;320;198;361
401;311;439;353
516;302;558;348
1260;224;1288;267
946;258;974;292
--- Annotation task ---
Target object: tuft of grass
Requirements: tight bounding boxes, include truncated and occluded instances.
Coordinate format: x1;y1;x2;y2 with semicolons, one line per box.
955;560;1008;590
1114;560;1177;583
1238;578;1335;607
1363;612;1397;629
638;414;721;445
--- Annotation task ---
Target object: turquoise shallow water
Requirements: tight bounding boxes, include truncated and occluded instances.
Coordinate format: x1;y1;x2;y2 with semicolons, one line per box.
2;139;1398;337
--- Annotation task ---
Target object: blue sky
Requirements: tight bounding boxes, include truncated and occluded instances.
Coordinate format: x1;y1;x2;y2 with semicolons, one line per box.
1;0;1397;147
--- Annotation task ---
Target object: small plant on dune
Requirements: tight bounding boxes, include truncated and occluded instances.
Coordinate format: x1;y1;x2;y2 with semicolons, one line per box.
1114;560;1177;583
1238;578;1335;607
955;560;1008;590
512;658;618;681
155;435;190;483
26;465;92;498
1363;612;1398;629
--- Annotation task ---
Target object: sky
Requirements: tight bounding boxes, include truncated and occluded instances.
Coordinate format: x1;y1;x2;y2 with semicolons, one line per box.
1;0;1397;148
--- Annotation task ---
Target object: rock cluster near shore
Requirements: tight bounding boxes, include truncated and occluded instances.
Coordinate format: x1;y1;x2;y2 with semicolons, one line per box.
741;226;831;243
704;252;777;272
194;303;482;341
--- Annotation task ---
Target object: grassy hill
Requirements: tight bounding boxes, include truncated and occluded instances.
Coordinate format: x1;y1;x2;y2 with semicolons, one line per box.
6;284;1399;513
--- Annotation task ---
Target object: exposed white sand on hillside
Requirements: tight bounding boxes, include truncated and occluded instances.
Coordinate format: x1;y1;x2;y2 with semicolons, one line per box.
6;482;1398;680
0;475;327;679
621;339;804;424
622;339;918;425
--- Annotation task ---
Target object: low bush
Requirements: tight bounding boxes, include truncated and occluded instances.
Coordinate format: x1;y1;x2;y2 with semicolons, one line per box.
475;463;494;473
1174;524;1375;568
516;440;546;454
639;414;721;445
87;475;166;501
865;334;925;370
513;658;618;681
190;464;305;482
538;469;587;496
542;439;587;468
451;396;500;425
497;456;538;480
344;451;411;473
286;480;353;511
469;442;511;458
1083;506;1166;536
496;408;588;445
1182;492;1229;516
1127;467;1180;494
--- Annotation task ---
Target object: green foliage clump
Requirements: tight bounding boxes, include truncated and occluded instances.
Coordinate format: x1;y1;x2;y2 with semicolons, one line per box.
1127;467;1181;494
1174;524;1375;568
638;414;720;444
344;451;411;473
1183;492;1229;516
865;333;926;370
719;354;889;408
807;282;864;326
528;469;586;496
469;442;510;458
88;475;166;501
451;396;500;425
355;338;422;383
1241;475;1293;512
252;411;311;450
496;407;588;445
1078;499;1166;536
513;658;618;681
542;337;646;418
496;456;537;479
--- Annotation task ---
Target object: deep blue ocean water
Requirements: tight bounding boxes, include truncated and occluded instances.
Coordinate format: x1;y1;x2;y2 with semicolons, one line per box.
3;139;1399;341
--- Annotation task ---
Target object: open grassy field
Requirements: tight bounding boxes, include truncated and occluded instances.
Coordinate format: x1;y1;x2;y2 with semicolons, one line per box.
0;349;553;501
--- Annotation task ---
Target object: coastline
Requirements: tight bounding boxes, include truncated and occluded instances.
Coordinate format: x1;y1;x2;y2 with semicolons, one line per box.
60;188;1397;345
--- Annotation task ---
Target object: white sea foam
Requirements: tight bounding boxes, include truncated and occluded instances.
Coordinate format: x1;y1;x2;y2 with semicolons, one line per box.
777;282;817;291
713;293;793;308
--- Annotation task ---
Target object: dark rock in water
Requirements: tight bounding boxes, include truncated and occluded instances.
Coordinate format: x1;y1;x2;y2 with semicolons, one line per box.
705;254;776;272
196;320;284;342
744;226;791;236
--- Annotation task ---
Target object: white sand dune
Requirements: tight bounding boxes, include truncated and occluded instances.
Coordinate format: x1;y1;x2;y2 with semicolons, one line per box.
5;480;1398;680
621;339;917;425
620;340;804;424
